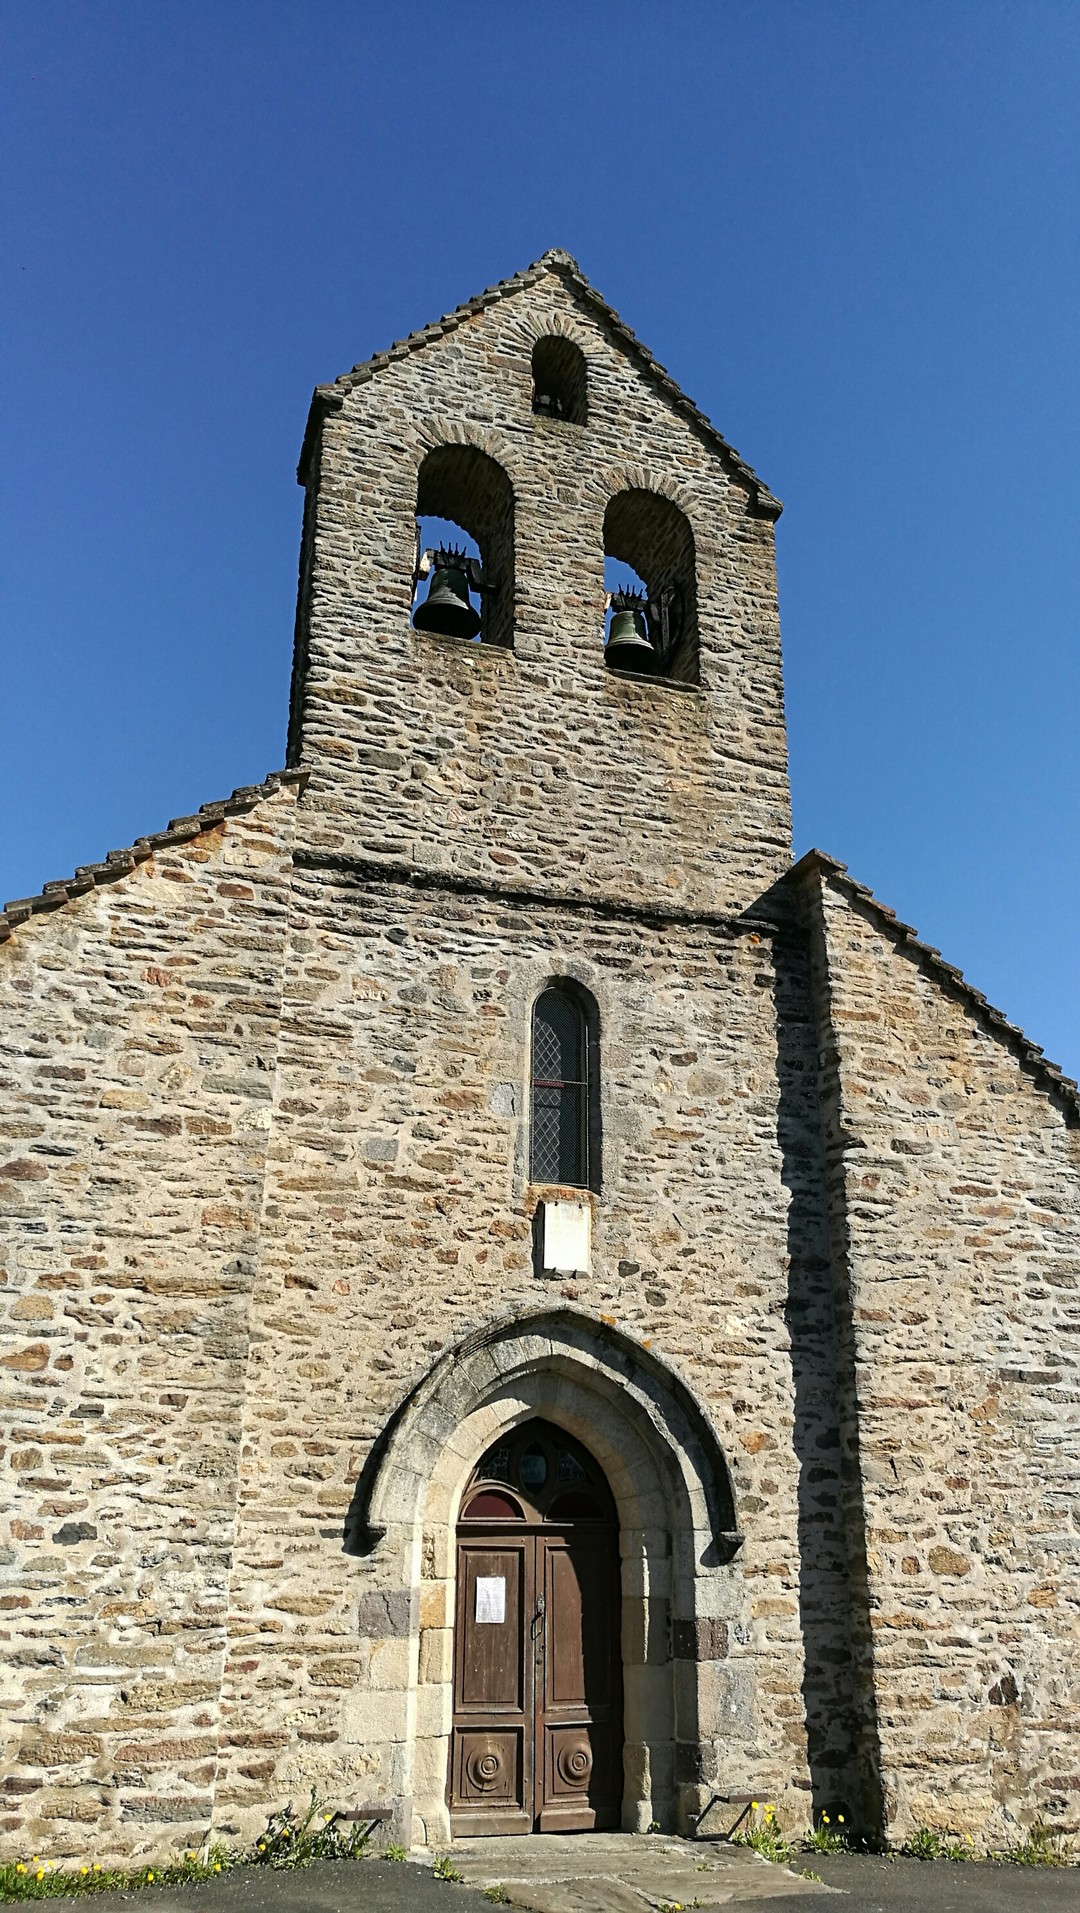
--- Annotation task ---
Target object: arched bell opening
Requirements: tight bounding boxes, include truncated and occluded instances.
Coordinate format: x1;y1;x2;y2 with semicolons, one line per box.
412;444;515;648
602;488;699;684
344;1307;745;1849
531;335;588;424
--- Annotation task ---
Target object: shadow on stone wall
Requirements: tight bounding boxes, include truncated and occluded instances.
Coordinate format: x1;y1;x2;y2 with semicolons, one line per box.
767;910;885;1841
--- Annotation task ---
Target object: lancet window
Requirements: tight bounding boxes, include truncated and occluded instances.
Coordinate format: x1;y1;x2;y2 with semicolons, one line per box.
530;983;600;1190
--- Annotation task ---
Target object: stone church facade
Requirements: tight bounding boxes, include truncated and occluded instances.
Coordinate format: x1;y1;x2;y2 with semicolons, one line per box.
2;251;1077;1864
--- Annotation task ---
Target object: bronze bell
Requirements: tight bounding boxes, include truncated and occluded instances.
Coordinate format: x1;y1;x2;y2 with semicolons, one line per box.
413;564;481;641
605;604;657;673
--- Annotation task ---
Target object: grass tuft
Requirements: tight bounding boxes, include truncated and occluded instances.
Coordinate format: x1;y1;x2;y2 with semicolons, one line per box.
803;1811;850;1856
992;1820;1074;1868
0;1847;231;1901
729;1803;796;1866
0;1790;373;1902
902;1819;1075;1866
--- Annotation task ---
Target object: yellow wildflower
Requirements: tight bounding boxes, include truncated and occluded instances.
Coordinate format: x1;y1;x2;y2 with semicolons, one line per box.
147;1871;155;1882
15;1865;26;1875
751;1800;759;1811
213;1862;221;1872
822;1812;830;1824
81;1866;89;1875
36;1870;45;1881
837;1814;845;1824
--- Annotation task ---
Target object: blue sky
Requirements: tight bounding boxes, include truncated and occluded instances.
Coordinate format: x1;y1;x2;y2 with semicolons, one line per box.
3;3;1077;1077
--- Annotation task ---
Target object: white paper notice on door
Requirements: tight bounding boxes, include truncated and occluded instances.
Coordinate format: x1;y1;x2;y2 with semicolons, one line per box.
475;1575;506;1624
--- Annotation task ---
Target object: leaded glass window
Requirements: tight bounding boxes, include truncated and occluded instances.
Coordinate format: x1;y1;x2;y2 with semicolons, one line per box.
530;987;590;1186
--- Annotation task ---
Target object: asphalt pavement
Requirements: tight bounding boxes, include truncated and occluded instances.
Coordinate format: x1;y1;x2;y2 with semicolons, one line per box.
730;1851;1080;1912
22;1848;1078;1913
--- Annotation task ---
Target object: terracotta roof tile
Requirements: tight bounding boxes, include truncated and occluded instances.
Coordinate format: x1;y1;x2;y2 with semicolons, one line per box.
0;769;307;944
793;848;1079;1125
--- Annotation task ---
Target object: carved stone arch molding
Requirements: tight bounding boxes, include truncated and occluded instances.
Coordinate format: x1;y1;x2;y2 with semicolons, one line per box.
415;416;529;489
602;461;701;526
342;1306;747;1846
514;306;595;352
345;1304;741;1562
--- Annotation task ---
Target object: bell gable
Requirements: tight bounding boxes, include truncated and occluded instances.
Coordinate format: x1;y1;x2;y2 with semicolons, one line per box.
288;252;791;916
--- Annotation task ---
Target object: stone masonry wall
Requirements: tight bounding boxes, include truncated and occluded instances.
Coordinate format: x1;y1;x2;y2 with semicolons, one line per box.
208;864;847;1846
6;254;1076;1868
803;862;1080;1845
289;259;791;915
0;783;300;1863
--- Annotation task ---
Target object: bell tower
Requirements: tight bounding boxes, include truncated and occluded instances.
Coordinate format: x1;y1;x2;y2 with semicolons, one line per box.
287;250;790;915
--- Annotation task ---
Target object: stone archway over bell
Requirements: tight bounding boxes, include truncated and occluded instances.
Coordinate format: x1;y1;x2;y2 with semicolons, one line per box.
344;1306;745;1846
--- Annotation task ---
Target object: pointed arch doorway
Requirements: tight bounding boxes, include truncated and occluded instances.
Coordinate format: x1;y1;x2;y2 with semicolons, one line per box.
449;1419;623;1835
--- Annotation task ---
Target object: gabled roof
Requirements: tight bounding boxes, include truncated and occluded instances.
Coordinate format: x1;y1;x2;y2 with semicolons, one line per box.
0;769;306;946
298;248;782;516
794;848;1079;1126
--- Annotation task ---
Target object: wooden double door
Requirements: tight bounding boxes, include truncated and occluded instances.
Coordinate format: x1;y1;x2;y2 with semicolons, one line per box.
449;1421;622;1835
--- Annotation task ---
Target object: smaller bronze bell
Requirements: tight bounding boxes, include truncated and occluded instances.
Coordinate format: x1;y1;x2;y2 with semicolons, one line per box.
605;604;657;673
413;565;481;641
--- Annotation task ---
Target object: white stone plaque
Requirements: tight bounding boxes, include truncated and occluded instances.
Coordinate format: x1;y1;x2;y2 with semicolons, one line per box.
540;1199;591;1276
475;1575;506;1624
